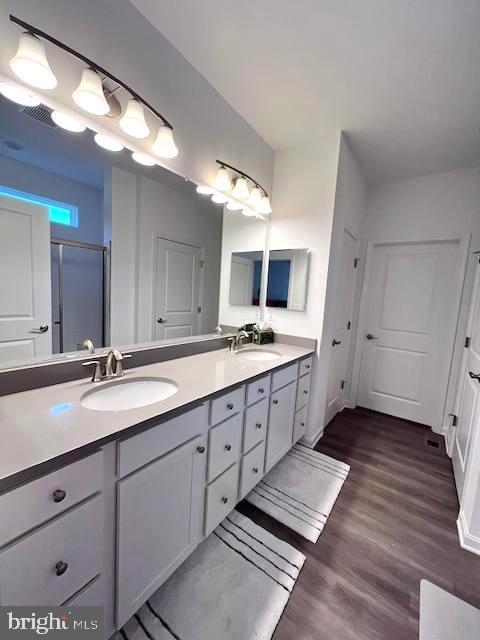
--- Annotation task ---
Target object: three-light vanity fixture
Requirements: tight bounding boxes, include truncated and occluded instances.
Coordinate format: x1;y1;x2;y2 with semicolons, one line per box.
196;160;272;217
2;15;178;164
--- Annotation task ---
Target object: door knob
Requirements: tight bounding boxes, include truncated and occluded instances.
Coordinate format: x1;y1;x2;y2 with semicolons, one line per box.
366;333;379;340
332;339;342;346
55;561;68;576
469;371;480;382
157;318;167;324
30;324;49;333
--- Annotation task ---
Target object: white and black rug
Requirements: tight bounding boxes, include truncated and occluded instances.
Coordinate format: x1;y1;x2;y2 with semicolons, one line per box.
121;510;305;640
420;580;480;640
246;444;350;542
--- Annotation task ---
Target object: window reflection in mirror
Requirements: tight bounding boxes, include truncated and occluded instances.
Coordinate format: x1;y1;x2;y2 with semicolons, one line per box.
0;94;266;370
266;249;309;311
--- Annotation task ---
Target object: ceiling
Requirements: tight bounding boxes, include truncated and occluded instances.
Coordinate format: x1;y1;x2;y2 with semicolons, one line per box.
130;0;480;184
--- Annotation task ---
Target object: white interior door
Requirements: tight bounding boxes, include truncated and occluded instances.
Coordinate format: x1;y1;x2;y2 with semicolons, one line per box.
229;255;254;305
325;230;358;424
0;196;51;363
357;240;461;427
452;259;480;498
154;238;201;340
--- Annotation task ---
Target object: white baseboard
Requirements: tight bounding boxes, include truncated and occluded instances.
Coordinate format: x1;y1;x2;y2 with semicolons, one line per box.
457;510;480;556
300;427;324;449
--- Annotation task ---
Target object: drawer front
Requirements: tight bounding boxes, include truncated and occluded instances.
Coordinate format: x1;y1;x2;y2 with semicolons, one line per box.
299;356;313;377
243;398;268;453
293;405;308;443
63;576;104;606
271;362;298;392
118;404;208;477
0;451;103;547
0;496;103;606
296;373;311;411
208;413;243;481
239;441;265;500
246;374;271;406
205;463;239;535
210;386;245;426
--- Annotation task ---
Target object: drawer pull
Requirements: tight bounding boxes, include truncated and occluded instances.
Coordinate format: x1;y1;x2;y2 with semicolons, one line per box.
53;489;66;503
221;496;229;504
305;364;311;369
196;445;206;454
55;561;68;576
258;387;265;394
273;399;279;405
255;422;262;429
301;422;305;427
252;467;259;474
303;389;308;395
226;402;234;410
224;444;232;452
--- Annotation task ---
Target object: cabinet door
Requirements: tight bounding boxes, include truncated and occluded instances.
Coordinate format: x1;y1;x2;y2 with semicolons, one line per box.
265;381;296;471
116;435;206;627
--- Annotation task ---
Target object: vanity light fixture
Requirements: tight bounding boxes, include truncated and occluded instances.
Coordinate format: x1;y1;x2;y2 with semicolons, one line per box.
0;81;40;106
226;199;243;211
94;133;124;152
9;32;57;89
258;195;272;214
232;177;250;200
215;159;272;214
120;99;150;139
196;185;215;195
131;151;156;166
152;125;179;158
213;165;232;192
211;192;229;204
51;110;86;132
73;68;110;116
247;186;262;210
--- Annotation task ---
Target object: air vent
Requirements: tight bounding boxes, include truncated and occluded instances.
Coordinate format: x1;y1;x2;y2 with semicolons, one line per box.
19;104;57;128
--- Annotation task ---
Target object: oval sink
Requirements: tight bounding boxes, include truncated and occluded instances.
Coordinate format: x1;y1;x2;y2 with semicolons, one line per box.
236;348;282;362
80;377;178;412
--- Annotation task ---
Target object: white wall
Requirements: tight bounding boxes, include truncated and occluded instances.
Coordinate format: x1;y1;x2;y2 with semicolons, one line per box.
352;166;480;435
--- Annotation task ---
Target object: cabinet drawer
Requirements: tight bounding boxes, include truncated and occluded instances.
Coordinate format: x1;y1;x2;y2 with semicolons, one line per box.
243;398;268;453
0;496;103;606
208;413;243;481
118;404;208;477
0;451;103;547
299;356;313;377
239;441;265;500
63;576;104;606
246;374;271;406
205;464;239;535
271;362;298;392
293;405;308;443
210;386;245;426
296;373;311;411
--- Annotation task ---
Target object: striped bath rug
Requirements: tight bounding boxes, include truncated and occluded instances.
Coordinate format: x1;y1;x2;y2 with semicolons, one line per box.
120;510;305;640
246;444;350;542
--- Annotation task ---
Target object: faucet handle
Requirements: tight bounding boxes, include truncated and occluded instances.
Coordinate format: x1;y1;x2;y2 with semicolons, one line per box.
115;353;132;376
82;360;102;382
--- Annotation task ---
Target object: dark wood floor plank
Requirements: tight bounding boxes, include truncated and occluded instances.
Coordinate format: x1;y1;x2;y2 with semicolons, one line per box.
238;407;480;640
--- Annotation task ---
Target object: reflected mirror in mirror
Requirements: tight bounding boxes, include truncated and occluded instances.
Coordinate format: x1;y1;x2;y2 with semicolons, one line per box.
266;249;309;311
0;94;266;370
229;251;263;306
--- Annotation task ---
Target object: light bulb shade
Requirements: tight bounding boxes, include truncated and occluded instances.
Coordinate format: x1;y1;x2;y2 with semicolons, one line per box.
258;195;272;214
152;125;178;158
73;68;110;115
120;99;150;138
131;151;156;166
242;208;256;217
10;33;57;90
196;185;215;195
94;133;124;151
0;82;40;106
247;186;262;209
213;166;232;192
51;110;86;132
226;200;243;211
232;177;250;200
211;192;228;204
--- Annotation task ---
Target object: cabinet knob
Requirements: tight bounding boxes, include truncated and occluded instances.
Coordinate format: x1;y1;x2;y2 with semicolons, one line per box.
252;467;259;474
226;402;234;410
255;422;262;429
306;364;311;369
258;387;264;394
273;399;279;405
55;561;68;576
301;422;305;427
303;389;308;395
221;496;229;504
224;443;232;451
196;445;206;454
53;489;66;503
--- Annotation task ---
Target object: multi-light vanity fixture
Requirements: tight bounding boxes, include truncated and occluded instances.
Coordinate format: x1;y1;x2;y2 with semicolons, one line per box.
0;15;178;163
196;160;272;216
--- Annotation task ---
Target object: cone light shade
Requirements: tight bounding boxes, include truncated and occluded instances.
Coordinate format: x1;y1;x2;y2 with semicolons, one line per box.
258;195;272;214
211;192;228;204
213;166;232;192
51;111;86;132
73;68;110;115
226;200;243;211
0;82;40;106
196;185;215;195
131;152;156;166
94;133;124;151
10;33;57;89
232;177;250;200
247;186;262;210
120;99;150;138
152;125;178;158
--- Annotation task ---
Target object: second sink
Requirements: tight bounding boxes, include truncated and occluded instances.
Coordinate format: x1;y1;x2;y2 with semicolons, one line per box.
80;377;178;412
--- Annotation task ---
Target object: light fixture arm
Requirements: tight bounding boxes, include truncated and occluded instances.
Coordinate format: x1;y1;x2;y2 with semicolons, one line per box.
216;159;268;197
9;14;173;130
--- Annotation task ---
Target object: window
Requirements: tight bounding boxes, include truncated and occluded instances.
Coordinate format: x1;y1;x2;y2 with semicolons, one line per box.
0;185;78;227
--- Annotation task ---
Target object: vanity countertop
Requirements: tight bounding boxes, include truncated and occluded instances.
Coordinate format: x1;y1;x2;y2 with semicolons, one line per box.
0;343;313;490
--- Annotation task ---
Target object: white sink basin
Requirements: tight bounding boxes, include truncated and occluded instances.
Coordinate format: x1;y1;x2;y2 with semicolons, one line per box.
236;348;282;362
80;377;178;412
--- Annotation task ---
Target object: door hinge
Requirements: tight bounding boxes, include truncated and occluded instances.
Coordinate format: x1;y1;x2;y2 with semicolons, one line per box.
448;413;458;427
347;321;351;330
197;306;202;313
354;258;359;268
465;336;471;348
340;380;346;389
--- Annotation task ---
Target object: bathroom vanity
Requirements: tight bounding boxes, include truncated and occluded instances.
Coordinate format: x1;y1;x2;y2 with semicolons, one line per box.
0;343;313;636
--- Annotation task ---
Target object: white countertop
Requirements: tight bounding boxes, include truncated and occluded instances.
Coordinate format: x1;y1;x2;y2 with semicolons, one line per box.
0;343;313;489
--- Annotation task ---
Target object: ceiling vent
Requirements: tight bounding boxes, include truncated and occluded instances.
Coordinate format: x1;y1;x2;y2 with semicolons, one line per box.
18;104;57;128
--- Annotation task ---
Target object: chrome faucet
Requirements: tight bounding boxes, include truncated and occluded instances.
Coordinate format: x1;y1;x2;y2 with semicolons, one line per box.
228;328;250;352
82;348;131;382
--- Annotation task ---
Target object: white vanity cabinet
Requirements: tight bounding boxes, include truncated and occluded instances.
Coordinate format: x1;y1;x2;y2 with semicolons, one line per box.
265;380;297;471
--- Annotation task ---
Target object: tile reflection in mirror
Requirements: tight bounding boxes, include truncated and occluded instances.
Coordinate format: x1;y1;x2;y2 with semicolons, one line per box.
266;249;309;311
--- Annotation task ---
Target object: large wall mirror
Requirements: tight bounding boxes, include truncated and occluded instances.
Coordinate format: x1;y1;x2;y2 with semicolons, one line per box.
0;95;267;370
